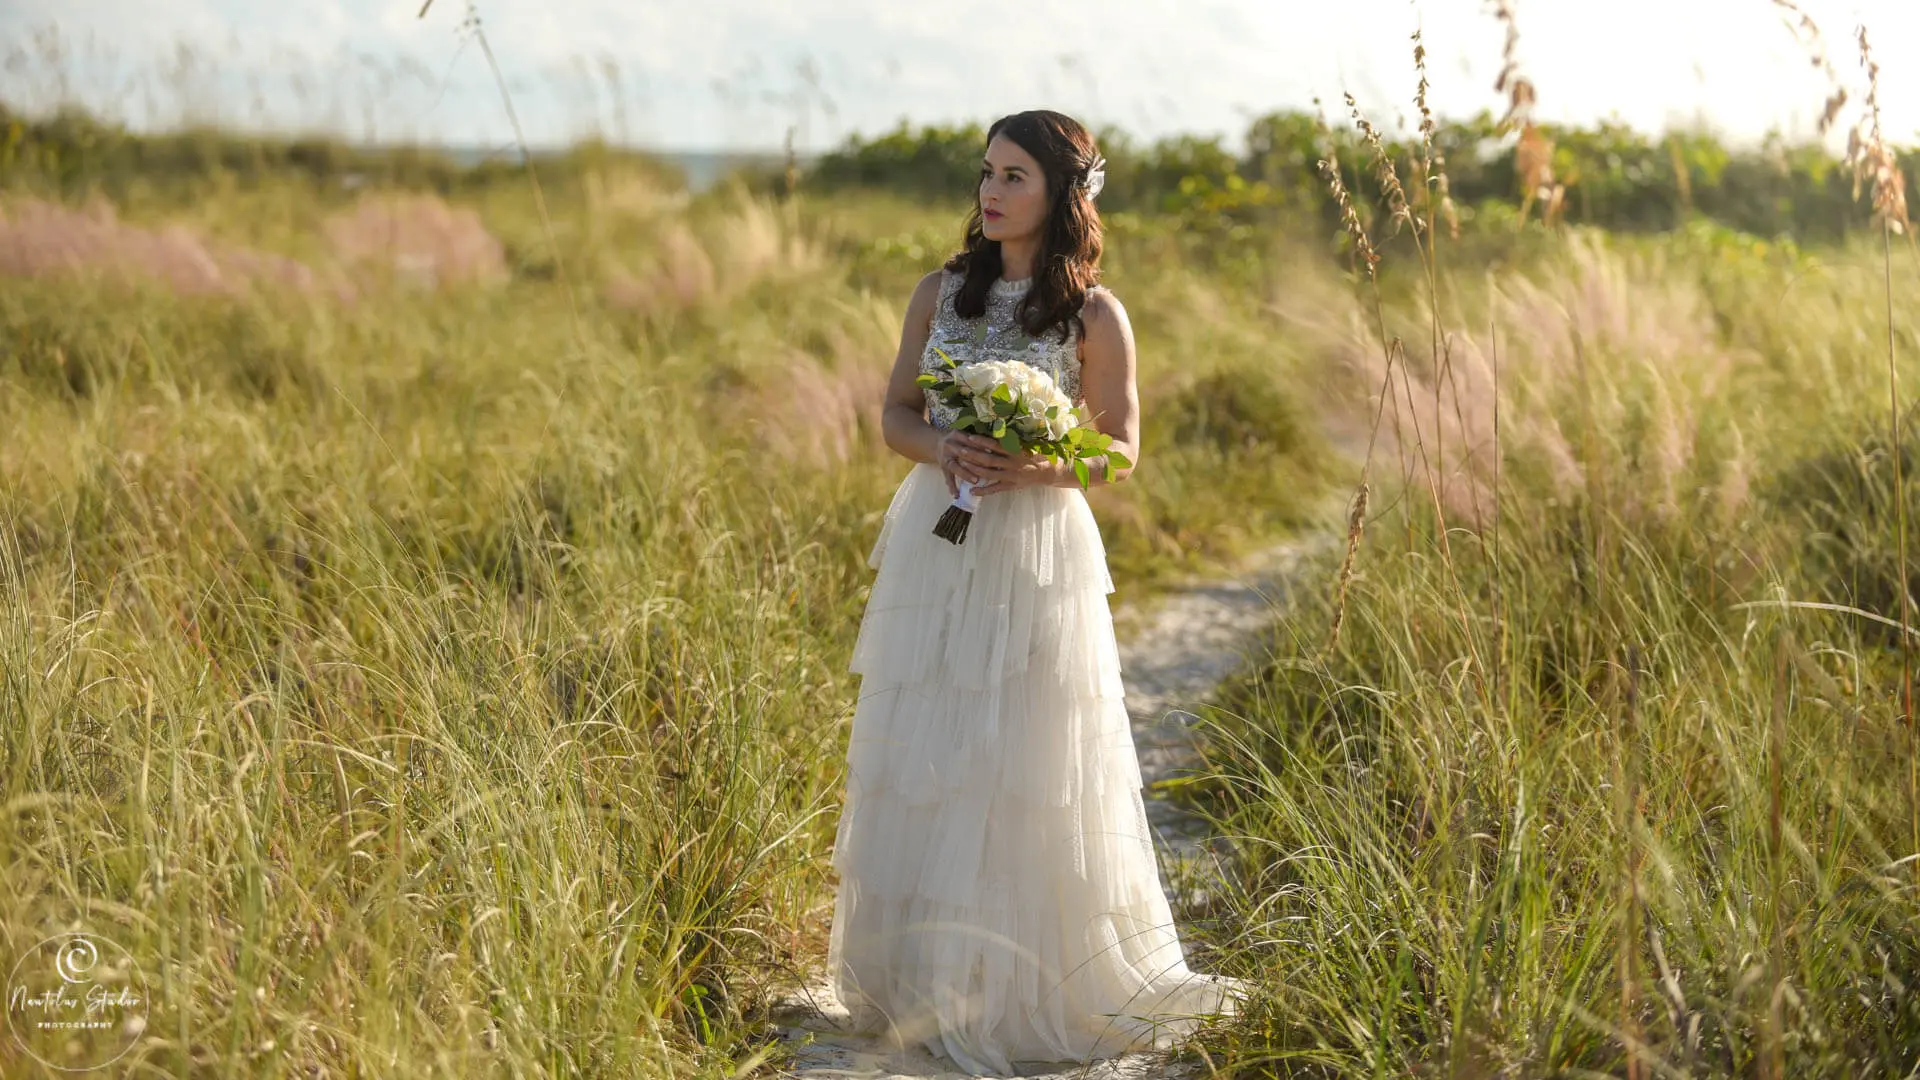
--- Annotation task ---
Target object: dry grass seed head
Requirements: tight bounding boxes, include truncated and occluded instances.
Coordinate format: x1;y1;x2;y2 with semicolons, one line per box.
1848;26;1910;234
1346;92;1416;238
1318;155;1380;281
1491;0;1535;130
1410;27;1459;239
1313;96;1380;279
1770;0;1851;135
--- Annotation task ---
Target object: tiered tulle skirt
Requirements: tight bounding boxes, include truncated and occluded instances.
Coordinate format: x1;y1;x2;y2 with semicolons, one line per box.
828;461;1248;1075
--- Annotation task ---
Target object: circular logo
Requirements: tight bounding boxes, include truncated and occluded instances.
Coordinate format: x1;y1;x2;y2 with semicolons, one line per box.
6;932;149;1072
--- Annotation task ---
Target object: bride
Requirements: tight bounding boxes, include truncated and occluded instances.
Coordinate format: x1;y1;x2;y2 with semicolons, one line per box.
826;109;1249;1074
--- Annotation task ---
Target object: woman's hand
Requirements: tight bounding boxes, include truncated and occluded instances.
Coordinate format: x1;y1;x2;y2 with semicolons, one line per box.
969;442;1063;496
936;431;1012;497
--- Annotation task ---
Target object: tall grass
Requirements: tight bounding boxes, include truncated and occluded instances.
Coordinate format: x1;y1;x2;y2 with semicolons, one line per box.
0;147;1335;1072
0;266;857;1073
1181;25;1920;1069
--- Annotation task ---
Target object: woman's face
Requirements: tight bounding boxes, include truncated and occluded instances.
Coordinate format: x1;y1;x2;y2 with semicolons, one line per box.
979;134;1048;245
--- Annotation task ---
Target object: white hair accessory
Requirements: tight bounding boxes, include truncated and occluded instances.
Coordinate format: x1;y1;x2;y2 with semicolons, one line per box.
1078;154;1107;201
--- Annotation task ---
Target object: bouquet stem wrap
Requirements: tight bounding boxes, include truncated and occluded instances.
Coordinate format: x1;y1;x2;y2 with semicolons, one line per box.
932;476;980;544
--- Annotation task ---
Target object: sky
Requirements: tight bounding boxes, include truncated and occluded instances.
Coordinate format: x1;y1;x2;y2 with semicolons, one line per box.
1;0;1915;156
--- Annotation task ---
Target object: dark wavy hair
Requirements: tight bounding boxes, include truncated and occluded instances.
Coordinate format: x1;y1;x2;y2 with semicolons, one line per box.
942;110;1105;345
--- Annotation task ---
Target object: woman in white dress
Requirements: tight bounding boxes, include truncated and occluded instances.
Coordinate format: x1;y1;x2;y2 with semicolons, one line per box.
827;109;1249;1075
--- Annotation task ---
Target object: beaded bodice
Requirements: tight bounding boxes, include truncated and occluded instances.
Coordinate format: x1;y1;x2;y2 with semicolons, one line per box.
921;269;1101;432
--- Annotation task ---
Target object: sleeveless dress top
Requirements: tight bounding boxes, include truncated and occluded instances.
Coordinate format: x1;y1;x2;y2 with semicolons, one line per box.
920;269;1103;431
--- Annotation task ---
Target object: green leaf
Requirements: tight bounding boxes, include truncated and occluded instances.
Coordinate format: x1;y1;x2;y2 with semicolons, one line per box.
1000;430;1021;455
1073;458;1091;489
915;374;937;387
1106;450;1133;469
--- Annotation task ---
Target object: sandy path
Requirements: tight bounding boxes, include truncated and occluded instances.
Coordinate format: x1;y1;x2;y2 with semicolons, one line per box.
766;513;1342;1080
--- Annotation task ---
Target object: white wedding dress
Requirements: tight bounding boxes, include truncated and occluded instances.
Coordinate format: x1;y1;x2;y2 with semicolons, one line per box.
827;268;1248;1075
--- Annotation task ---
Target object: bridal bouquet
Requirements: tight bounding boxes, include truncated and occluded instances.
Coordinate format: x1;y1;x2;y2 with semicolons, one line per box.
916;346;1132;544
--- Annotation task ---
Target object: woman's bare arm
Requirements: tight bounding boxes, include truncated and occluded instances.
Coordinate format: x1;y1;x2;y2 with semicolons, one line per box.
880;270;948;466
1061;289;1140;487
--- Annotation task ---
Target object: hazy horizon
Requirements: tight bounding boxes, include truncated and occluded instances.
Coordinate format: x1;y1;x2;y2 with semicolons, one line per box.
2;0;1916;159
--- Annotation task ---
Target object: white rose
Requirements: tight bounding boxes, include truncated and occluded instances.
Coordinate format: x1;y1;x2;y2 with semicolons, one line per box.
1013;363;1052;397
1047;403;1081;440
955;362;1002;396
